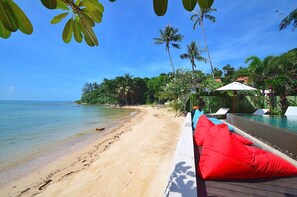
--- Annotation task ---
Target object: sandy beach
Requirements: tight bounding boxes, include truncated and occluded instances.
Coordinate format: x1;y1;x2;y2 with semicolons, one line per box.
0;106;185;197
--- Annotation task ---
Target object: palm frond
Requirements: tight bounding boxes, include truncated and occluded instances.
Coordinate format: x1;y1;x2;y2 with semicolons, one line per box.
153;38;165;44
279;8;297;31
196;56;208;63
180;54;189;59
193;20;199;29
205;15;216;23
171;43;181;49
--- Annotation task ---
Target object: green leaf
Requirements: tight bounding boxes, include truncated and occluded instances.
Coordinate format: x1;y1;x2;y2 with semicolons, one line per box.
41;0;57;9
81;10;95;27
73;19;82;42
79;14;98;46
153;0;168;16
88;9;103;23
78;0;85;7
51;12;69;24
85;0;104;12
6;0;33;34
197;0;214;9
0;21;11;38
62;19;73;43
182;0;197;12
84;1;103;23
57;0;69;10
75;0;81;6
78;20;95;46
0;1;18;32
82;30;95;46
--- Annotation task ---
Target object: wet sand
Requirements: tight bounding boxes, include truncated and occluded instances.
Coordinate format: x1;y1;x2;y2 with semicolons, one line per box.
0;106;184;197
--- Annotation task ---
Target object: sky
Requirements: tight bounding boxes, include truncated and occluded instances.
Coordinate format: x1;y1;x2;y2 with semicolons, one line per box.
0;0;296;101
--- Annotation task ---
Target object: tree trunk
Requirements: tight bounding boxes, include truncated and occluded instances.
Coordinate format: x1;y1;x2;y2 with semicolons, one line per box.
167;47;175;73
262;80;266;108
191;58;195;72
201;21;215;79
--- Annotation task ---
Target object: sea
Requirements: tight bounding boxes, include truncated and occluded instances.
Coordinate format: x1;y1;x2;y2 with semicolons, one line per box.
0;100;135;185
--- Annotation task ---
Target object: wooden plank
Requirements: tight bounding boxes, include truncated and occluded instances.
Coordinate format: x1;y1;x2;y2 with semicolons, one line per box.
206;185;268;197
206;180;297;197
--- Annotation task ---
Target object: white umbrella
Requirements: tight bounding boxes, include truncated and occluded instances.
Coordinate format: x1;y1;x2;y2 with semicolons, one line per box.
216;82;257;91
216;82;258;113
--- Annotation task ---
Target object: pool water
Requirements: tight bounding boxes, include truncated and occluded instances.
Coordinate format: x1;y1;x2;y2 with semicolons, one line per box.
239;114;297;133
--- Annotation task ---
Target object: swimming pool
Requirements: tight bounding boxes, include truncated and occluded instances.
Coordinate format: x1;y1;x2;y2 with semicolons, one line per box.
238;114;297;133
226;113;297;157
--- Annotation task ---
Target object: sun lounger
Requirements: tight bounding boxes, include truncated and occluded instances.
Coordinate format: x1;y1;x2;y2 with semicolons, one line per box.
206;108;230;117
253;109;269;115
284;106;297;116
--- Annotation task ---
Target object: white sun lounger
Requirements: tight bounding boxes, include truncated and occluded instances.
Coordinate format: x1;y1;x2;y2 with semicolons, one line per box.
206;108;230;117
253;109;269;115
284;106;297;116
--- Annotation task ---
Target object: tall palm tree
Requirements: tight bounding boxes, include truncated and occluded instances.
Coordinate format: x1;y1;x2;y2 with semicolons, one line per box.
191;8;217;79
153;25;184;73
180;41;207;71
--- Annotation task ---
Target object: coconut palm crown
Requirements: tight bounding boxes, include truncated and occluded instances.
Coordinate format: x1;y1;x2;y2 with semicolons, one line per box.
153;25;184;73
180;41;207;71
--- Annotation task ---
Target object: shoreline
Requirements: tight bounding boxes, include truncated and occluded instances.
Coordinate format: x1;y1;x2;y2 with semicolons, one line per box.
0;107;137;186
0;106;185;197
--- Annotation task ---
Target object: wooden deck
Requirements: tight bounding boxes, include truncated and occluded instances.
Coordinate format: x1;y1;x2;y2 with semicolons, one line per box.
195;145;297;197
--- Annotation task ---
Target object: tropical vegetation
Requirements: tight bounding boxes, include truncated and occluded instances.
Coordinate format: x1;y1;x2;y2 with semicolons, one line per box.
78;48;297;114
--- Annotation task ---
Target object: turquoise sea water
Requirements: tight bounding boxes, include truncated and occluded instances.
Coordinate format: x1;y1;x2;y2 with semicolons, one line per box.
239;114;297;133
0;100;135;184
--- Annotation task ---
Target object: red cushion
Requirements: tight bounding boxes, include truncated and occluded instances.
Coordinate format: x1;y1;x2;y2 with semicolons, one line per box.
246;146;297;178
232;133;253;145
198;124;297;180
194;115;215;146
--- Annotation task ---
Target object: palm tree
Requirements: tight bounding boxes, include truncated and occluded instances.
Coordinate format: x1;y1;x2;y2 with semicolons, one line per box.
153;25;184;73
278;8;297;31
245;55;276;95
180;41;207;71
116;74;135;105
191;8;217;79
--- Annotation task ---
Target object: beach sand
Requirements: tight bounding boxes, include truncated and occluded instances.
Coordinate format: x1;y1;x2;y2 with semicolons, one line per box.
0;106;185;197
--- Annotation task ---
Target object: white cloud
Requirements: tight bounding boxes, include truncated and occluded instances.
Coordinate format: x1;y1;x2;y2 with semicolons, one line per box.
7;86;16;95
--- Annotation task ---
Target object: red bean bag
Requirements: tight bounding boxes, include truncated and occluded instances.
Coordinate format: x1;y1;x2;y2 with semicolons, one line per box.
198;124;297;180
194;115;252;146
194;115;214;146
232;133;253;145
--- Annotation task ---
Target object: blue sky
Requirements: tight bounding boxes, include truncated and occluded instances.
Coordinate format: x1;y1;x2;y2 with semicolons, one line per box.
0;0;296;101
